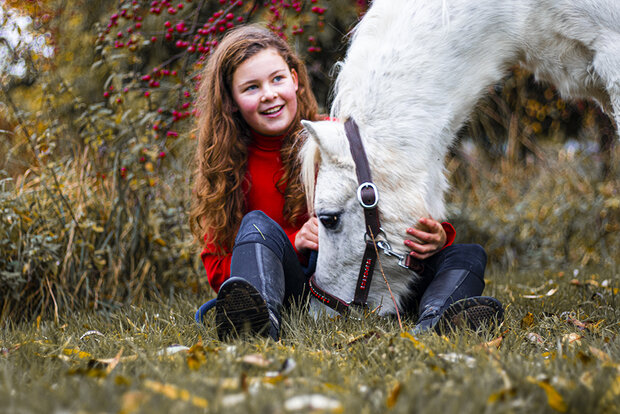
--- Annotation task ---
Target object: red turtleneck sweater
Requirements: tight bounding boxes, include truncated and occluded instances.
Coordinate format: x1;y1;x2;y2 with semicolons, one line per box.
200;130;456;293
201;130;306;292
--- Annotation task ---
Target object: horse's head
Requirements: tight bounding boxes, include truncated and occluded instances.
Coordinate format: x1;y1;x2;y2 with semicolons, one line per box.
300;120;424;315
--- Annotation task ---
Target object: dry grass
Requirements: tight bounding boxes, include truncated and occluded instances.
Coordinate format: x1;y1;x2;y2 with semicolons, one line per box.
1;265;618;414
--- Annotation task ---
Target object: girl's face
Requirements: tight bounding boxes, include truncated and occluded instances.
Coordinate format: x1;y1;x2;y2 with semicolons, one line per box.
231;48;299;136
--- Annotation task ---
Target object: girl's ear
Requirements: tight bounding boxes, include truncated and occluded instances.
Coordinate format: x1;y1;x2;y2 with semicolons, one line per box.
290;68;299;92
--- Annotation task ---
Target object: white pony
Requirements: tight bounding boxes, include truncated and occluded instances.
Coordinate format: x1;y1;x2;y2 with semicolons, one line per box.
300;0;619;315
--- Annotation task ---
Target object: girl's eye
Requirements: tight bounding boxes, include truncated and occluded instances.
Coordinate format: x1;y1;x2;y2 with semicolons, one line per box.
273;75;283;82
245;85;258;91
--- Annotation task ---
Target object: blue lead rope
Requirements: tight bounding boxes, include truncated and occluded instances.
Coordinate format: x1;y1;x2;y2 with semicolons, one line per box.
194;298;217;323
194;251;318;323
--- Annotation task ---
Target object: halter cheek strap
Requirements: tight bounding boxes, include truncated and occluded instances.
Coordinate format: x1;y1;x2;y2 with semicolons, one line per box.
307;118;425;315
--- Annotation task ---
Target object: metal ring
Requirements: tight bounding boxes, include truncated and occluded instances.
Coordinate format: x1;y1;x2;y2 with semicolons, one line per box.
364;228;386;244
356;182;379;209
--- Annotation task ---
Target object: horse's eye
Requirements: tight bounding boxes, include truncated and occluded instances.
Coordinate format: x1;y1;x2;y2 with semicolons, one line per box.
318;213;341;230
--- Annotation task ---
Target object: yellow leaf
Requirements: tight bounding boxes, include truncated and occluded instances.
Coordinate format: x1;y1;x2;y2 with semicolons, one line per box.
400;332;435;357
521;312;535;329
527;377;567;412
588;346;613;364
386;381;401;408
63;348;92;359
186;341;206;370
119;391;150;414
144;380;208;408
487;387;516;404
145;162;154;172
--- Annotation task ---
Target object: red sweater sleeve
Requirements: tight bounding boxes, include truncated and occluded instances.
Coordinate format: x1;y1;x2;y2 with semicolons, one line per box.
200;242;231;293
441;222;456;249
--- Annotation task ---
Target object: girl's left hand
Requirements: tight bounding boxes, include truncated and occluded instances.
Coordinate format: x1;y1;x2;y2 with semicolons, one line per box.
404;217;446;260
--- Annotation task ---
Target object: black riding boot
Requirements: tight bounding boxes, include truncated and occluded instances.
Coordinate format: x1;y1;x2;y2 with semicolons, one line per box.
215;211;307;341
216;243;283;340
413;268;504;334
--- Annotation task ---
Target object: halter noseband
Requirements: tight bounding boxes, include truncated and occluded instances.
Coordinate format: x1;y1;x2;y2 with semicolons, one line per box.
308;118;424;316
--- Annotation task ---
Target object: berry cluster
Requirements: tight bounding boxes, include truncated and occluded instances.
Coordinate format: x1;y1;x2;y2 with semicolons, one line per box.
96;0;369;182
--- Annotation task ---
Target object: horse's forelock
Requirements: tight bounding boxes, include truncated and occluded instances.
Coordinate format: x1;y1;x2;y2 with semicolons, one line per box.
299;131;320;215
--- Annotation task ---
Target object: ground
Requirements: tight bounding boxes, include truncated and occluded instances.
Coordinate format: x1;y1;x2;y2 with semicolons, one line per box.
1;267;619;413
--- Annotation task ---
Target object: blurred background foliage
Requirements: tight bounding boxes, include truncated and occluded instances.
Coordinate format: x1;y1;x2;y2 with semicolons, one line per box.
0;0;617;322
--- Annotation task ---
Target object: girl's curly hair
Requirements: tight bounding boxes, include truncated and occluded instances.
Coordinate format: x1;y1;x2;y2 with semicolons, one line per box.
190;25;319;251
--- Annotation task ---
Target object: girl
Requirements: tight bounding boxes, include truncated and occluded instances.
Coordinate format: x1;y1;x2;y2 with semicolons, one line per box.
190;25;502;340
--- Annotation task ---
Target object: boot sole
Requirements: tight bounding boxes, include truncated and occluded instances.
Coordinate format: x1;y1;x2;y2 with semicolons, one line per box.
437;296;504;334
215;279;271;340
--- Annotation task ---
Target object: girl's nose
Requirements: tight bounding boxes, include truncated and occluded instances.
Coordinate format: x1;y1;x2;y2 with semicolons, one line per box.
260;87;278;102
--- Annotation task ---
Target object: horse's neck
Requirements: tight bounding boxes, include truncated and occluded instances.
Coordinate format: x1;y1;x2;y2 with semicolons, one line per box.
332;0;529;149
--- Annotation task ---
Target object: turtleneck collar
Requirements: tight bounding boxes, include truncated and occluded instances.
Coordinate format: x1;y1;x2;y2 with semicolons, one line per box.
249;129;286;151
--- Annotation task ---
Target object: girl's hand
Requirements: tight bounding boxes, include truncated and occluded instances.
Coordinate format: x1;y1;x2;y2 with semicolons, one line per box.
295;217;319;252
404;217;446;260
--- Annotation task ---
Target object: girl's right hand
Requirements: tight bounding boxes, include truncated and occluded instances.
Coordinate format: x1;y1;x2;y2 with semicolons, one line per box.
295;217;319;252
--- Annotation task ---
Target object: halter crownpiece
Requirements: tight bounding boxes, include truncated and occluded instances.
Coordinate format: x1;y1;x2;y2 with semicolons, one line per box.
308;117;424;315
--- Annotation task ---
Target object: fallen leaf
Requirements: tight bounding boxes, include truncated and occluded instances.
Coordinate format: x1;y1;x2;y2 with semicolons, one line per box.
589;346;613;364
521;312;535;329
144;379;208;408
526;332;545;346
580;371;595;390
119;391;150;414
284;394;343;412
1;343;22;356
527;377;567;412
478;334;505;351
265;358;296;382
522;288;557;299
96;348;124;375
62;348;92;359
487;387;516;404
562;333;582;345
240;353;272;368
187;341;206;370
221;393;246;407
156;345;190;356
565;316;588;331
347;331;381;346
80;330;104;340
400;332;435;357
438;352;476;368
386;381;401;408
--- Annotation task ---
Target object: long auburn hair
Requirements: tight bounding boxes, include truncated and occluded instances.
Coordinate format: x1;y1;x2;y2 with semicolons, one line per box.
190;25;319;250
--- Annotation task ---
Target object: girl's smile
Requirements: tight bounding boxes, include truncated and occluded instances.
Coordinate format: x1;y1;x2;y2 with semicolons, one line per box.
231;48;299;136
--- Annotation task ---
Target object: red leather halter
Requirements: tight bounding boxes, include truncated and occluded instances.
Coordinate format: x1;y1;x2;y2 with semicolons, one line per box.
308;118;424;315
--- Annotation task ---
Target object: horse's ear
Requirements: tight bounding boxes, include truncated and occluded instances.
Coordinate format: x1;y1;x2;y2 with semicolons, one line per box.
301;120;346;160
301;120;321;143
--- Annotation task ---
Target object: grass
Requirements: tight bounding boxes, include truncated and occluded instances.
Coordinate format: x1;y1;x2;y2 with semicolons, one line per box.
1;266;618;413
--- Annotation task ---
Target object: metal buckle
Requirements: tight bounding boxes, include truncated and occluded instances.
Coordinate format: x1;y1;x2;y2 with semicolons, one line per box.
357;182;379;209
376;240;410;269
